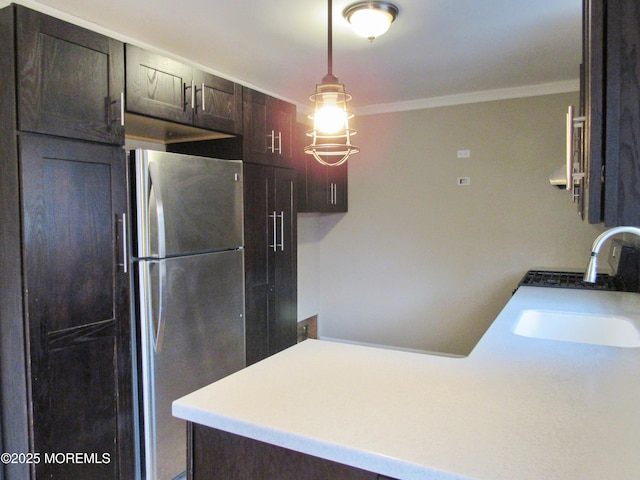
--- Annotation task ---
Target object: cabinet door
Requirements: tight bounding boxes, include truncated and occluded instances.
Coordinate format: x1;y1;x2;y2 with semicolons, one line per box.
125;44;193;125
20;134;133;479
271;168;297;354
242;88;269;165
326;162;348;212
583;0;605;223
243;163;271;365
296;123;349;213
190;424;381;480
243;164;297;365
243;88;296;167
193;70;243;134
268;97;296;169
16;5;124;144
603;0;640;226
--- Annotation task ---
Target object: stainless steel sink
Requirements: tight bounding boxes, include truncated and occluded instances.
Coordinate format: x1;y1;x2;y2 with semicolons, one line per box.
513;309;640;348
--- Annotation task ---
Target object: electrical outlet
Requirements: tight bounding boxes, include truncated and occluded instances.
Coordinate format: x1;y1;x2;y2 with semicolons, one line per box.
457;149;471;159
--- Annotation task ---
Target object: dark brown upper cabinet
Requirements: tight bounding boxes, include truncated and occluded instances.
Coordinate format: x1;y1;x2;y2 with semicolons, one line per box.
581;0;640;226
296;123;348;213
15;5;124;145
242;88;296;168
125;44;242;135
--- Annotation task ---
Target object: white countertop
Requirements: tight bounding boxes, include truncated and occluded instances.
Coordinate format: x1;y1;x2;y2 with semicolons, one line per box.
173;287;640;480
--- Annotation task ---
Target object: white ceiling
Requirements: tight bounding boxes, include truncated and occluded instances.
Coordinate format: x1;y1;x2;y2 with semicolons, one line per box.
10;0;582;113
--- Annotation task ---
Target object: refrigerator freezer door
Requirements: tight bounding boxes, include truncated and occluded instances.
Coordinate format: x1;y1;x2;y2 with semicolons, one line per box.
134;150;243;258
138;250;245;480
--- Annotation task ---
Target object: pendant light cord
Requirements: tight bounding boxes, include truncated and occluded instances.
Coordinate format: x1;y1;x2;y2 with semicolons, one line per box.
327;0;333;76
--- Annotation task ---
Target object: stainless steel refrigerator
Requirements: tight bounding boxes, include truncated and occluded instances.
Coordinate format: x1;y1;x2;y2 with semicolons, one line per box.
129;149;245;480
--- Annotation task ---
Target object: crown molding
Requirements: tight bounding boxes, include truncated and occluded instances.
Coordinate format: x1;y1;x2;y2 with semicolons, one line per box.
353;80;580;117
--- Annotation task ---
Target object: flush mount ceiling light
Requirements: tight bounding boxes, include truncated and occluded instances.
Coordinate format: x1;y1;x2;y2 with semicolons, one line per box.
343;1;399;42
304;0;359;167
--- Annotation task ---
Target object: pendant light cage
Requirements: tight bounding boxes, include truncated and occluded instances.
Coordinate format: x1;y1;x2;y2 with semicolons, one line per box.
305;78;359;167
305;0;359;167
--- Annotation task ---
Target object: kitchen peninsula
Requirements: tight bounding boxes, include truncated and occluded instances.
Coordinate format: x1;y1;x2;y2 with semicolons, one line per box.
173;286;640;480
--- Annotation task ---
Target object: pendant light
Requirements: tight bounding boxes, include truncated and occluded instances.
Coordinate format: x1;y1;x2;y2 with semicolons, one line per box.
304;0;359;167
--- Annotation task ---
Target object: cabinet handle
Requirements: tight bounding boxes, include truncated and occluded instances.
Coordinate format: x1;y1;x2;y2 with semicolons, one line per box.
201;83;206;112
279;211;284;251
565;106;574;192
191;80;196;109
567;105;586;205
268;130;275;153
269;211;278;251
120;92;125;127
117;213;128;273
268;211;284;251
267;131;282;154
108;93;125;127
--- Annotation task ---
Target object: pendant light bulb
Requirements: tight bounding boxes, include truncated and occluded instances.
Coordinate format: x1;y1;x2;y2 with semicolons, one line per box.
315;94;346;134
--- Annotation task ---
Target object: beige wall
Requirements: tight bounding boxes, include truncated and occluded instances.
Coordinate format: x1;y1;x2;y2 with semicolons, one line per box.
298;92;604;356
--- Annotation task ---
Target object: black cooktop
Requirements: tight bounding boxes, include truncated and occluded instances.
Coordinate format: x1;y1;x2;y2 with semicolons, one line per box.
519;270;623;291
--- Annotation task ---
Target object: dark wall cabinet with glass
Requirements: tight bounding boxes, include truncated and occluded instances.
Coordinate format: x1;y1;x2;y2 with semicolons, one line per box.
0;5;133;479
125;44;243;134
581;0;640;226
296;123;348;213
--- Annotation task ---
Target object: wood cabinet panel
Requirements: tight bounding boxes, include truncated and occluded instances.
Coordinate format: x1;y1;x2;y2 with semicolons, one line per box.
242;89;269;164
603;0;640;225
271;168;297;354
19;133;134;479
126;45;243;135
22;151;113;331
582;0;640;225
296;123;348;213
190;424;382;480
242;88;295;167
0;9;30;479
40;332;118;479
268;96;295;168
243;163;271;365
16;5;124;144
193;70;243;133
243;164;297;365
125;44;193;125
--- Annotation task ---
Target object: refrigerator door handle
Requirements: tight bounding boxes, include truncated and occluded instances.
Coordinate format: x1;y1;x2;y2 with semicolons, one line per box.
154;261;167;352
144;260;167;353
148;161;167;258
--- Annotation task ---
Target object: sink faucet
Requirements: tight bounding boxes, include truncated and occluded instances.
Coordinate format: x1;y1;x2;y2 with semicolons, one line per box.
584;226;640;283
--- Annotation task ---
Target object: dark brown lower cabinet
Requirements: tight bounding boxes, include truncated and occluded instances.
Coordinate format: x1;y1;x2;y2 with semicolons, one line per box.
243;163;297;365
0;133;134;479
189;423;397;480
